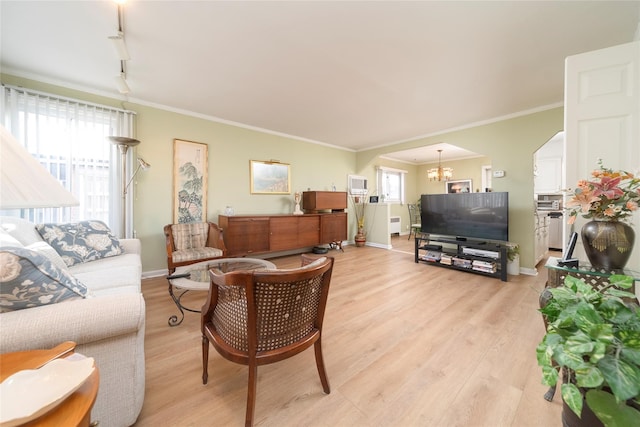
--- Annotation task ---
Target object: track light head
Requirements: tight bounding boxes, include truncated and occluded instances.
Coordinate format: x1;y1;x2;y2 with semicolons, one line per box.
108;31;131;61
115;73;130;94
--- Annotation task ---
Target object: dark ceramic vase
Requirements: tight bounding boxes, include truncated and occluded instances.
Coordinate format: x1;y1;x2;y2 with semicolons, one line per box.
561;397;603;427
581;220;635;271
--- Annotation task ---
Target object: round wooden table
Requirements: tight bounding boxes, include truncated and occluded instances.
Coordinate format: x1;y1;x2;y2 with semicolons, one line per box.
0;341;99;427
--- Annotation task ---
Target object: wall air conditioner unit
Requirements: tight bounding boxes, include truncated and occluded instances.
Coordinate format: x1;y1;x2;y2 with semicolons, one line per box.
348;174;368;195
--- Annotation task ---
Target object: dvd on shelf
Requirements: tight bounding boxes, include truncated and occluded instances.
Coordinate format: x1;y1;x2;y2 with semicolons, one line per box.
440;254;453;265
472;259;497;273
452;257;473;269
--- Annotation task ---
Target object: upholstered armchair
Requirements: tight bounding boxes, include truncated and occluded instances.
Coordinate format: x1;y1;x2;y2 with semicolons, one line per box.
201;255;334;426
164;222;227;273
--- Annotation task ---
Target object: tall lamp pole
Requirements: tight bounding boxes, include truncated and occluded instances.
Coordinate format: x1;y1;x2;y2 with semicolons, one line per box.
109;136;140;238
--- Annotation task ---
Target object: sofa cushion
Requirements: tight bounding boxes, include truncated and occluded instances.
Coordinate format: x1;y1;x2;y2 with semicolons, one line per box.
25;241;68;271
36;220;123;267
0;246;89;312
71;253;142;292
171;222;208;250
0;216;43;246
0;228;22;247
172;247;223;264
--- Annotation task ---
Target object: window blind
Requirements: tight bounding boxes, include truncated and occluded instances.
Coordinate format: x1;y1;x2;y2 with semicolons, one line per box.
1;84;137;237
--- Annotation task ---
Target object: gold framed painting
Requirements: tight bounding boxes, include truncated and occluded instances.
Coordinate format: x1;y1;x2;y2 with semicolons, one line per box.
173;139;208;223
250;160;290;194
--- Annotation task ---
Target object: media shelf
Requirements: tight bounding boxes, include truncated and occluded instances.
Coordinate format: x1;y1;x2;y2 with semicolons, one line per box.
414;232;508;282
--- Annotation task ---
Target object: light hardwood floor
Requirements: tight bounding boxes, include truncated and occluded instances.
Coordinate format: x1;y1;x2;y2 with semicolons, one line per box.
134;236;562;426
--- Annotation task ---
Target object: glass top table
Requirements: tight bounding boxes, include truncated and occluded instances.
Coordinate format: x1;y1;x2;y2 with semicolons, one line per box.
166;258;276;326
544;256;639;295
545;256;640;279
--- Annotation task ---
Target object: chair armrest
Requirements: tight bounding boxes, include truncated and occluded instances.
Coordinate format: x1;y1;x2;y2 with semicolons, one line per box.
0;293;146;353
120;238;141;255
206;222;227;254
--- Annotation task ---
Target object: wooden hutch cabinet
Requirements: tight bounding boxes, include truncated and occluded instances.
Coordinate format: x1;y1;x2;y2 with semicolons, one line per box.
219;191;347;257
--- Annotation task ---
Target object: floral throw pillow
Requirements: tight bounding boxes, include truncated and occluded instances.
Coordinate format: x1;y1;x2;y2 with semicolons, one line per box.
0;246;89;312
35;220;123;267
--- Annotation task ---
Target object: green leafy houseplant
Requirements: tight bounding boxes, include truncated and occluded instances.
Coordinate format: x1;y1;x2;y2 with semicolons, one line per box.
537;275;640;426
506;243;520;262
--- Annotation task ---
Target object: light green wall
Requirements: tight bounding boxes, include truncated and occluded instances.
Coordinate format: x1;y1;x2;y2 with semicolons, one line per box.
2;74;355;271
2;74;563;272
420;156;491;195
355;108;564;271
134;104;357;271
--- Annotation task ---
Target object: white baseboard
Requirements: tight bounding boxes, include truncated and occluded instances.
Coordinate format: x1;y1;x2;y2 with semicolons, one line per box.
142;269;167;279
519;267;538;276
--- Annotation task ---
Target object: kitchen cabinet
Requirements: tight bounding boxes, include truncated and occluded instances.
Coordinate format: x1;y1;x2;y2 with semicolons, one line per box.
534;157;563;194
535;213;550;265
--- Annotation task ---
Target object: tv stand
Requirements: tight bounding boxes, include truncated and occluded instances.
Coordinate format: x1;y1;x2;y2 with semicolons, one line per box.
415;232;508;282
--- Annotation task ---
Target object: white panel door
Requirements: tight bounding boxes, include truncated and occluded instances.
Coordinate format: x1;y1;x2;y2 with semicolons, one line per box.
564;40;640;270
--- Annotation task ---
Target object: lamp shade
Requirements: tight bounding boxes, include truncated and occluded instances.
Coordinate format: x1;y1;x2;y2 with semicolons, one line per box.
0;125;79;209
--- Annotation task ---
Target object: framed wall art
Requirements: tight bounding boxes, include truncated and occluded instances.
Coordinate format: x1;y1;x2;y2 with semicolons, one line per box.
250;160;290;194
173;139;208;223
446;179;472;194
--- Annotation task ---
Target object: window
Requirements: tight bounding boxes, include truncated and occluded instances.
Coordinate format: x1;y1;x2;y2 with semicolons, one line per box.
377;166;407;204
1;85;136;236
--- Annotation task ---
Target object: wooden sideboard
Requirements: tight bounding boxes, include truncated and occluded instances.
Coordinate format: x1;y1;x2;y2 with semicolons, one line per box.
219;213;347;257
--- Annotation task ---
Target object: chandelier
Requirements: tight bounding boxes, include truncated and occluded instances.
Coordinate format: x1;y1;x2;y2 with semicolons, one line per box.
427;149;453;181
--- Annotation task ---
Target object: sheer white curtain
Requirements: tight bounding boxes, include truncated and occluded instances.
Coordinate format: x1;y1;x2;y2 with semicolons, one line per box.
1;85;136;237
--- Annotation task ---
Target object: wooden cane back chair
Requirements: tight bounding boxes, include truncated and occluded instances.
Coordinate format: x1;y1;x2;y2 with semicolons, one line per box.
201;255;334;426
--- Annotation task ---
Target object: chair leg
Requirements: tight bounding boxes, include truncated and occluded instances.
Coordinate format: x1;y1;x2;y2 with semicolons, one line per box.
245;362;258;427
202;335;209;384
314;340;331;394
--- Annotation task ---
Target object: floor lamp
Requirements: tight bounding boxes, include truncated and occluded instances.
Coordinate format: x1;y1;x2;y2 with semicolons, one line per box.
108;136;142;238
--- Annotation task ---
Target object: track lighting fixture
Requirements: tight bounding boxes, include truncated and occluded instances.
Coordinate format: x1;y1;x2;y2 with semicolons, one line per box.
108;31;131;61
115;72;130;94
109;2;132;94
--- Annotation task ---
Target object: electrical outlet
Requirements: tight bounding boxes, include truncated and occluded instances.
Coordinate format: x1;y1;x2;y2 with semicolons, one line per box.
406;225;409;230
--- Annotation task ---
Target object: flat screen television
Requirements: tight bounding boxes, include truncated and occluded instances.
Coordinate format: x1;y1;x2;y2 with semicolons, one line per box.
420;192;509;242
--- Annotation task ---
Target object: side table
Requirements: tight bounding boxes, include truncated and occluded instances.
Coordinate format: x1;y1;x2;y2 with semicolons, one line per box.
0;341;99;427
166;257;276;326
545;256;638;294
539;257;639;402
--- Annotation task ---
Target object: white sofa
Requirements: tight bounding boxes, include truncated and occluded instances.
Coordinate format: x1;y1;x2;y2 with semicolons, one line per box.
0;216;145;427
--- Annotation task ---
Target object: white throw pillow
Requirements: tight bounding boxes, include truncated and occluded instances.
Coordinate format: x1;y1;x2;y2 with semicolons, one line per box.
26;241;68;271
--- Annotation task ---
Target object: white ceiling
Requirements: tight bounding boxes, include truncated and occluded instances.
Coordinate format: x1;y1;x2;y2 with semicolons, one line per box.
1;1;639;164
